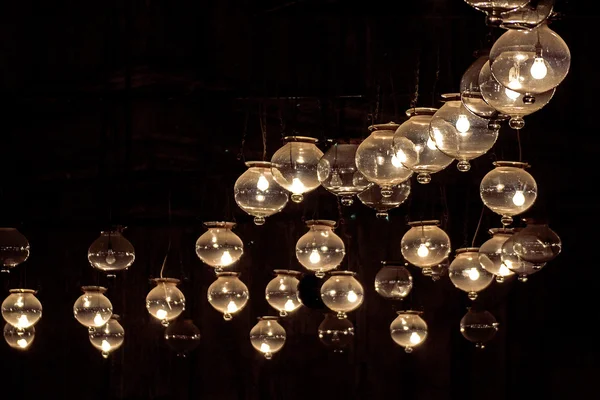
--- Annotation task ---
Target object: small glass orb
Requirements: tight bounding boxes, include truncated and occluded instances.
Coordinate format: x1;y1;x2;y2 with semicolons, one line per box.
480;161;537;226
374;262;413;300
145;278;185;326
207;272;249;320
4;324;35;350
401;220;451;268
195;222;243;272
87;229;135;275
429;94;499;171
265;270;302;317
490;22;571;94
164;318;201;357
271;136;323;203
234;161;289;225
357;181;411;219
0;228;30;273
296;220;345;278
2;289;42;329
460;51;503;119
501;235;544;281
89;314;125;358
356;122;413;197
250;316;286;360
73;286;113;330
320;271;364;319
318;142;372;206
460;308;499;349
512;218;561;264
318;313;354;352
479;228;516;282
449;248;494;300
390;311;428;353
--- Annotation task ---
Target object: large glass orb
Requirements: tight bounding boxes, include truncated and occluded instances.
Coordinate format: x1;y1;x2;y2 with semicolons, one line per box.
73;286;113;330
357;180;411;219
480;161;537;226
265;270;302;317
164;319;201;357
460;51;503;120
501;235;544;282
87;229;135;275
479;228;516;282
296;220;345;278
271;136;323;203
401;220;451;268
195;222;243;273
356;122;413;197
89;314;125;358
207;272;249;321
4;324;35;350
460;308;499;349
234;161;289;225
429;94;499;172
2;289;42;329
320;271;364;319
0;228;30;273
390;311;428;353
318;313;355;353
249;316;286;360
449;248;494;300
511;218;561;264
374;262;413;300
145;278;185;326
490;22;571;95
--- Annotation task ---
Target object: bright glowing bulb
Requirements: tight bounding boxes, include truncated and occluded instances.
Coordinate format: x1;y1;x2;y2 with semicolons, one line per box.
391;153;403;168
512;191;525;206
156;309;167;319
505;87;521;100
257;174;270;191
220;250;233;266
426;138;437;150
15;297;24;308
93;313;104;326
432;128;444;147
84;298;91;308
503;260;514;270
530;57;548;80
290;178;306;194
105;250;116;265
101;340;111;352
226;301;238;313
279;284;286;291
256;194;265;202
211;236;217;243
17;339;28;348
16;315;29;328
284;299;295;311
409;332;422;344
467;268;480;281
455;114;470;135
499;264;511;276
496;183;505;191
508;65;523;90
260;342;271;353
417;243;430;258
309;250;321;264
347;290;358;303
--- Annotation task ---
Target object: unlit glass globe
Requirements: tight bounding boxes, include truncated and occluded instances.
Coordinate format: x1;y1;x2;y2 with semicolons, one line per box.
207;272;249;320
460;308;499;349
164;318;201;357
320;271;364;319
89;314;124;358
145;278;185;326
73;286;113;330
271;136;323;203
357;180;411;219
195;222;243;272
88;229;135;275
480;161;537;226
374;262;413;300
499;0;554;30
465;0;529;25
449;248;494;300
429;94;499;172
250;316;286;360
390;311;428;353
511;218;561;264
423;259;449;281
401;220;451;268
318;313;355;352
460;51;503;119
2;289;42;329
501;235;544;282
234;161;289;225
0;228;30;272
356;122;413;197
265;270;302;317
296;220;345;278
4;324;35;350
479;228;516;282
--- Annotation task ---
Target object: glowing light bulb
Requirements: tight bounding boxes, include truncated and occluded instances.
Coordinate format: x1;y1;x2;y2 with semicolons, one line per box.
499;264;511;276
105;249;116;265
84;298;91;308
17;339;28;348
290;178;306;194
257;174;270;191
455;115;470;135
220;250;233;266
279;284;286;291
409;332;421;344
508;64;523;90
505;88;521;100
17;315;29;328
347;290;358;303
309;250;321;264
426;138;437;150
255;194;265;202
417;243;430;258
394;150;407;166
156;309;167;320
260;342;271;353
530;57;548;80
15;297;24;308
93;313;104;326
467;268;480;281
284;299;295;311
512;190;525;206
101;340;111;352
226;301;238;313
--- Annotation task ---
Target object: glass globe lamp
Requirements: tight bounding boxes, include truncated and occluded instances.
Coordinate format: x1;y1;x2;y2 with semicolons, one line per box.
355;122;413;197
296;220;345;278
511;218;561;264
195;222;243;273
401;220;451;268
390;311;428;353
479;228;516;282
4;324;35;350
357;181;411;219
374;262;413;300
89;314;125;358
449;248;494;300
460;51;504;120
249;316;286;360
234;161;289;225
0;228;30;273
207;272;249;320
2;289;42;329
164;318;201;357
145;278;185;326
460;308;499;349
318;313;355;353
265;269;302;317
464;0;530;25
87;229;135;276
480;161;537;226
73;286;113;330
320;271;364;319
501;235;544;282
271;136;323;203
499;0;555;30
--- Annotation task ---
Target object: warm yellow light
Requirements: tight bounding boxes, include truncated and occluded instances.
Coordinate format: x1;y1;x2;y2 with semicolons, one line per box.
530;57;548;80
455;114;471;134
226;301;238;313
309;250;321;264
284;299;295;311
499;264;512;276
426;138;437;150
17;315;29;329
512;190;525;206
93;313;104;326
220;250;233;266
15;296;24;308
105;250;116;265
347;290;358;303
467;268;480;281
17;339;28;348
290;178;306;194
156;309;167;320
83;298;91;308
256;194;265;202
260;342;271;353
391;153;403;168
417;243;430;258
409;332;421;344
257;174;270;191
505;87;521;100
101;339;111;352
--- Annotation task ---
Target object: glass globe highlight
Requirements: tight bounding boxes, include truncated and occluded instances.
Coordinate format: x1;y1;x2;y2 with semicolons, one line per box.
374;262;413;300
296;220;345;278
88;229;135;275
145;278;185;326
0;228;30;273
320;271;364;319
479;228;516;282
89;314;125;358
195;222;243;273
2;289;42;329
460;308;499;349
401;220;451;268
357;181;411;219
207;272;249;320
4;323;35;350
73;286;113;330
449;248;494;300
265;270;302;317
390;311;428;353
250;316;286;360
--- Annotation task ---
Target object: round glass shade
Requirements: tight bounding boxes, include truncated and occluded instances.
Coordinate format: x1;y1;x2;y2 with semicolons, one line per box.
449;248;494;300
390;311;428;353
271;136;323;203
479;228;516;282
250;317;286;360
465;0;529;14
512;219;561;264
88;230;135;274
0;228;30;272
207;272;249;321
145;278;185;326
4;324;35;350
501;235;544;281
499;0;554;30
73;286;113;330
164;319;201;357
401;220;451;268
89;314;125;358
460;308;499;348
195;222;243;272
320;271;364;319
374;262;413;300
265;270;302;317
357;181;411;219
318;313;355;352
460;52;503;119
2;289;42;329
295;220;345;278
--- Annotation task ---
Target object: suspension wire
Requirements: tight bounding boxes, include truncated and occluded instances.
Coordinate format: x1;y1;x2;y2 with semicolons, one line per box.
517;129;522;162
410;49;421;110
471;205;485;247
278;102;286;139
259;103;268;161
440;184;450;230
389;70;398;120
237;109;250;162
432;43;441;106
159;190;172;279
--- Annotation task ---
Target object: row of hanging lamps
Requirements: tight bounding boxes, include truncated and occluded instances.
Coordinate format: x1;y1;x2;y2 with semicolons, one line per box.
390;311;428;353
207;271;249;321
374;262;413;300
0;228;30;273
250;316;286;359
401;220;451;268
146;278;186;326
479;228;516;282
357;181;411;219
2;289;42;329
449;248;494;300
195;222;244;273
88;228;135;276
460;308;499;349
265;270;302;317
4;323;35;350
89;314;125;358
73;286;113;331
295;220;345;278
318;313;354;353
320;271;364;319
164;318;202;357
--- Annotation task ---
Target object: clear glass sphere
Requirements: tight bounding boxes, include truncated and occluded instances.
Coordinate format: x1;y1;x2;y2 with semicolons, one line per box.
207;272;249;320
2;289;42;329
4;324;35;350
490;22;571;94
318;313;355;352
374;262;413;300
460;52;503;119
479;228;516;282
460;308;499;348
320;271;364;318
449;248;495;300
270;136;323;203
512;219;561;264
480;161;537;226
265;270;302;317
0;228;30;272
465;0;530;14
73;286;113;329
88;229;135;275
501;235;544;281
357;180;411;219
250;317;286;359
195;222;244;272
296;220;345;278
234;161;289;225
390;311;428;353
356;122;413;197
164;318;201;357
89;314;125;358
401;220;451;268
145;278;185;326
499;0;554;30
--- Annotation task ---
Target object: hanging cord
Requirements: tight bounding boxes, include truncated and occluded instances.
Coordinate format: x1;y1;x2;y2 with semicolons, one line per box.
517;130;522;162
432;44;440;106
237;109;250;161
440;184;450;230
410;50;421;110
471;205;485;247
159;190;172;279
389;70;398;120
259;103;268;161
278;103;286;139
